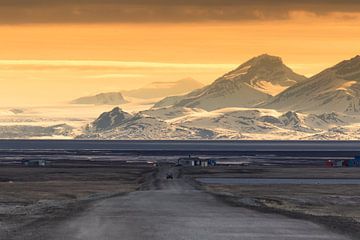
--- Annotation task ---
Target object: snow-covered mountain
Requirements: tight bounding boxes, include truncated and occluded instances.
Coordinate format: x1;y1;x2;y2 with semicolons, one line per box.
122;78;204;99
154;54;307;110
71;92;128;105
83;107;219;140
8;54;360;140
88;107;133;131
263;55;360;113
80;106;360;140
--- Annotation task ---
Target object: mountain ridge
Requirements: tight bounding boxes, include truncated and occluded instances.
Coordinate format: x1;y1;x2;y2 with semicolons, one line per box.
263;55;360;113
122;78;204;99
154;54;307;111
71;92;128;105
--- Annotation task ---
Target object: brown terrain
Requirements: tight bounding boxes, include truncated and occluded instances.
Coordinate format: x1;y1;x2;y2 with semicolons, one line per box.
0;162;153;239
182;166;360;239
0;160;359;239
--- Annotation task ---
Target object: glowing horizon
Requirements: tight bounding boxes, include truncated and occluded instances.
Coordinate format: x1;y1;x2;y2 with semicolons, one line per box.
1;1;360;106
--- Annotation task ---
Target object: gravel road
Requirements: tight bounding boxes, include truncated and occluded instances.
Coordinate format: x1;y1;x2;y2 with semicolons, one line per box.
15;167;349;240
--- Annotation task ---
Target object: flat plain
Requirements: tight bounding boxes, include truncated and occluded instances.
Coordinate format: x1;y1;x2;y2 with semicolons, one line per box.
0;141;359;239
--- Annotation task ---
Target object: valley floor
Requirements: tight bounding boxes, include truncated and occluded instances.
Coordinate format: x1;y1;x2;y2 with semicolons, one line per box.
1;164;357;240
183;166;360;239
0;162;152;239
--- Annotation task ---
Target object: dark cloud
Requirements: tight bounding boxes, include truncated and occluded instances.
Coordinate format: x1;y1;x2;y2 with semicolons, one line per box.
0;0;360;24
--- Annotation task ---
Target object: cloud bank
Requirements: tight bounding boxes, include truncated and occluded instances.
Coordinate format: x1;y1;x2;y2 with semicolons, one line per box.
1;0;360;24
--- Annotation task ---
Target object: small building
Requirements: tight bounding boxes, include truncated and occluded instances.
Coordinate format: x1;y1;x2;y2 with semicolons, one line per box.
22;159;49;167
325;160;333;167
334;160;344;167
200;160;208;167
349;157;360;167
177;156;216;167
208;159;217;166
177;157;199;166
325;160;344;167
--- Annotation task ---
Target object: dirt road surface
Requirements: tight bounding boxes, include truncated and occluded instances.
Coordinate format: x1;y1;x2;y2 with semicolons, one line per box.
13;167;349;240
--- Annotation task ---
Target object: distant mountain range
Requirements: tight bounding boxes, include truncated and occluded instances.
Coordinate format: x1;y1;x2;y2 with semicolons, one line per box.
78;54;360;140
71;92;128;105
122;78;204;99
154;54;307;110
8;54;360;140
80;106;360;140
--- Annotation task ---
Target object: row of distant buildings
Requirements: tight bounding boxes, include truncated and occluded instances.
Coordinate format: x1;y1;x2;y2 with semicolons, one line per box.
177;157;216;167
17;156;360;168
177;156;360;168
325;157;360;168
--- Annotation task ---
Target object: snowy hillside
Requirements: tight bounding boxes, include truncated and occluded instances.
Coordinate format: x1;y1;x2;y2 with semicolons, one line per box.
263;55;360;113
79;106;360;140
154;54;307;111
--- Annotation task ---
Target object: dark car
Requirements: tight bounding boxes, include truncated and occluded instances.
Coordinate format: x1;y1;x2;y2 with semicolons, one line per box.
166;173;173;179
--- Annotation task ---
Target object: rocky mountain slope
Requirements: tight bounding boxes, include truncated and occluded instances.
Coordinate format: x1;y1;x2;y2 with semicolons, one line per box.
71;92;128;105
154;54;307;110
263;55;360;113
89;107;132;131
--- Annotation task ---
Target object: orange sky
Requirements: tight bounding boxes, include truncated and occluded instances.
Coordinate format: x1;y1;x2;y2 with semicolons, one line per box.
0;7;360;106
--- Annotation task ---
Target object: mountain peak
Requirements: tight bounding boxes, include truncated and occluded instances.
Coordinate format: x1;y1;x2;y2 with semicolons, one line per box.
264;55;360;113
122;78;204;99
225;54;284;79
91;107;132;131
218;54;306;96
254;53;282;61
330;54;360;77
71;92;128;105
348;54;360;64
110;106;122;113
246;54;283;66
154;54;306;110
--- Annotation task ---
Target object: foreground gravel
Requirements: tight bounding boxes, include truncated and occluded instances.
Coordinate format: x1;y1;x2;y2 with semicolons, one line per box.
12;167;350;240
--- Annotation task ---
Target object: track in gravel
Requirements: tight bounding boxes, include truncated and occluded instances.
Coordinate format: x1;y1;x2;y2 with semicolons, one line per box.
15;167;350;240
